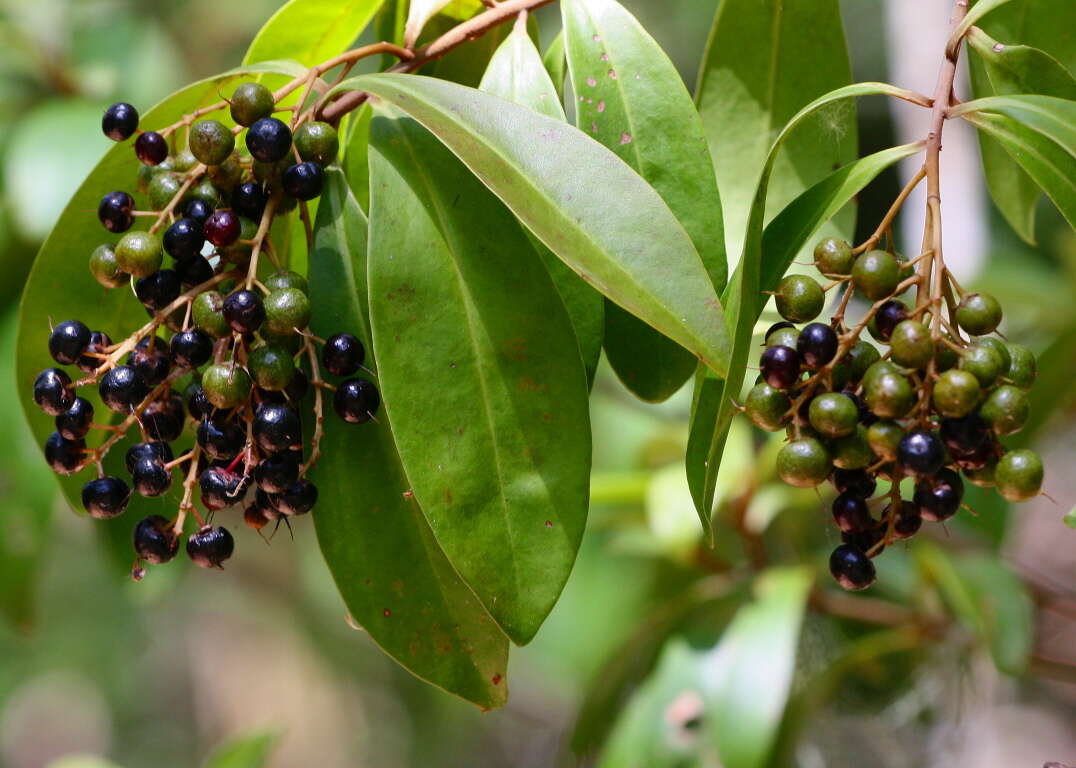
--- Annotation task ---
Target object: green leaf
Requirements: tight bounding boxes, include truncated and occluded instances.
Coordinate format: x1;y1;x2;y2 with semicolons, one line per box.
334;73;732;376
478;22;605;387
955;94;1076;156
309;168;509;708
967;28;1076;99
974;0;1076;72
342;102;373;211
404;0;482;47
15;63;304;526
243;0;385;67
562;0;725;403
950;0;1016;52
202;730;279;768
705;567;812;768
542;30;567;100
695;0;857;267
367;112;591;645
1064;507;1076;529
686;83;915;528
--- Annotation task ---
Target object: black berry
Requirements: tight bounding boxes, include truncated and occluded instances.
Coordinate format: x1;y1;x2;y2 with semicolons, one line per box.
132;456;172;497
831;493;874;533
170;329;213;368
199;467;243;511
254;451;300;494
133;515;179;564
126;337;172;387
183;198;214;226
163;217;205;260
196;418;245;461
44;432;85;475
231;181;268;221
322;333;365;376
276;479;318;516
142;394;185;442
829;544;877;591
76;330;112;373
333;378;380;424
98;365;148;412
97;191;135;233
48;320;91;365
125;441;173;474
82;476;130;519
174;255;214;287
282;162;324;201
871;299;907;342
246;117;292;163
914;468;963;522
134;269;181;312
759;345;800;390
832;468;877;499
135;131;169;166
55;397;94;440
34;368;75;415
222;290;265;333
253;402;301;453
796;322;838;369
102;102;139;141
897;429;944;477
186;525;235;568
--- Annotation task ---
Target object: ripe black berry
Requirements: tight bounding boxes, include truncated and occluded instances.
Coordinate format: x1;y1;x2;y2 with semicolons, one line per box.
134;131;168;166
222;289;265;333
133;515;179;564
125;441;173;473
246;117;292;163
254;451;300;494
333;378;380;424
132;456;172;497
127;338;172;386
183;198;214;226
204;209;241;247
44;431;85;475
231;181;268;221
832;468;877;498
99;365;148;412
897;429;944;477
322;333;365;376
170;329;213;368
832;492;873;533
196;418;245;461
829;544;876;591
55;397;94;440
797;323;838;369
939;413;990;455
76;330;112;373
759;345;800;390
34;368;75;415
186;525;235;568
199;467;243;511
48;320;91;365
142;394;185;442
82;476;130;519
253;402;301;453
841;525;886;558
174;254;215;287
102;102;139;141
914;468;963;522
134;269;181;312
891;500;922;539
282;162;324;201
276;479;318;516
97;191;135;233
185;384;213;422
163;217;205;260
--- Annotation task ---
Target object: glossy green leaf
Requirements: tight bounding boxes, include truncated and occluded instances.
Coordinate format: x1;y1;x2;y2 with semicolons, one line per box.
542;30;567;100
309;168;509;708
695;0;857;267
563;0;724;403
1064;507;1076;530
950;0;1015;50
243;0;385;67
967;28;1076;100
202;730;279;768
706;567;812;768
955;94;1076;156
686;83;914;527
335;73;732;376
975;0;1076;72
343;102;373;211
367;112;591;645
15;63;305;523
404;0;482;47
478;22;605;386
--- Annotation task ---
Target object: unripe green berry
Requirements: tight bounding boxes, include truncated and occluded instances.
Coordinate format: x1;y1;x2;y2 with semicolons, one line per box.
187;178;225;210
813;237;854;276
846;340;881;382
867;420;903;462
253;159;288;185
956;292;1002;336
994;449;1043;502
861;359;899;390
1005;343;1036;388
264;270;308;296
893;251;915;285
193;291;230;339
831;425;872;470
263;288;311;335
171;149;198;172
89;244;128;288
932;369;981;418
148;172;182;210
831;361;852;391
230;82;275;127
248;344;296;391
260;326;303;354
115;231;163;277
889;320;933;369
202;363;252;409
977;337;1010;373
745;382;790;432
777;438;832;487
959;343;1003;388
775;274;824;323
294;121;339;167
208;152;244;190
189;119;235;166
808;392;859;438
936;332;959;371
852;250;900;301
766;326;799;350
864;370;914;419
981;385;1029;436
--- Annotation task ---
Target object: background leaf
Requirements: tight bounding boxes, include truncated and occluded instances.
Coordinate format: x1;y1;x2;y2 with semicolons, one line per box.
367;111;591;645
202;729;279;768
404;0;483;47
309;169;509;708
563;0;726;403
542;30;567;100
243;0;385;67
339;73;732;376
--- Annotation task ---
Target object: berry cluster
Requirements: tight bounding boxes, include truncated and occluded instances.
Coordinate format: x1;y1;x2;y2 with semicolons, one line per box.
32;87;379;578
745;236;1043;591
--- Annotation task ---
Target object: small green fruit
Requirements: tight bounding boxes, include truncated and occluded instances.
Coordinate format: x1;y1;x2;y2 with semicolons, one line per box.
867;420;903;462
994;449;1043;501
956;292;1002;336
864;370;914;419
249;344;296;391
89;244;128;288
745;383;790;432
201;363;252;409
777;438;832;488
115;231;163;277
981;385;1029;436
813;237;854;276
846;340;881;382
263;288;311;335
148;172;182;211
852;250;900;301
889;320;933;369
959;342;1003;387
189;119;235;166
808;392;859;438
932;369;981;418
294;121;339;167
1005;344;1036;388
264;270;309;296
831;425;872;470
775;274;824;323
193;291;230;339
230;82;275;127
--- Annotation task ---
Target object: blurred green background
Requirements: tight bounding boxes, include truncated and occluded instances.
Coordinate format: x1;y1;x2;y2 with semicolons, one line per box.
1;0;1074;766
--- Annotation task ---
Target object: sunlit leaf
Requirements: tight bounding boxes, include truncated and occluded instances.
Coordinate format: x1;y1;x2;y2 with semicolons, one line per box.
202;729;279;768
404;0;483;47
243;0;385;67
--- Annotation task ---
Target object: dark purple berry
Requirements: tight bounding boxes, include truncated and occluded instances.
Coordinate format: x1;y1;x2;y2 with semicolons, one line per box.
246;117;292;163
897;429;944;477
829;544;876;590
914;468;964;522
134;269;181;312
99;365;148;412
133;515;179;564
174;255;214;287
135;131;168;166
760;345;800;390
322;333;365;377
126;337;172;387
44;431;85;475
76;330;113;373
873;300;907;342
97;191;135;233
196;418;245;461
163;217;205;260
231;182;268;221
102;102;139;141
198;468;243;511
939;413;991;455
34;368;75;415
170;329;213;368
797;322;838;369
841;525;886;558
222;290;264;333
132;456;172;497
185;385;213;422
49;320;91;365
333;378;380;424
253;402;301;453
55;397;94;440
276;479;317;516
81;476;130;519
183;198;214;226
204;209;240;247
890;500;922;539
186;525;234;568
282;161;324;200
832;468;877;498
254;451;300;494
831;493;873;533
125;441;173;474
142;394;184;442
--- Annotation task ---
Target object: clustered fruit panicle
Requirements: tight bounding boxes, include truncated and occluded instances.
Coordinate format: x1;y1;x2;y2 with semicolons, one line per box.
32;88;377;579
747;235;1043;592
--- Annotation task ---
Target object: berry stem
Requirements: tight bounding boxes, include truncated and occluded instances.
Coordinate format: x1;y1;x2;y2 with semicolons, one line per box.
300;335;325;475
174;443;205;536
244;196;278;291
851;165;926;256
149;164;207;235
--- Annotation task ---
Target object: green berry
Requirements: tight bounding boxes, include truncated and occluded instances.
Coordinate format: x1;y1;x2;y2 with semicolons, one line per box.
187;178;225;210
964;460;997;488
777;438;832;488
980;385;1029;436
253;159;288;185
867;420;904;462
935;332;959;371
115;231;163;277
813;237;854;276
263;288;311;335
201;363;252;409
745;383;790;432
889;320;933;369
260;326;303;354
1005;344;1036;388
208;152;244;189
230;82;275;127
89;244;128;288
264;270;308;296
852;250;900;301
959;342;1003;388
189;119;235;166
148;172;182;211
956;292;1002;336
193;291;230;339
808;392;859;438
294;121;339;167
248;344;296;391
864;370;914;419
766;326;799;350
831;425;872;470
932;369;981;418
893;251;915;284
846;340;881;382
994;449;1043;502
774;274;824;323
831;361;852;391
977;337;1010;373
861;359;899;390
171;149;198;172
